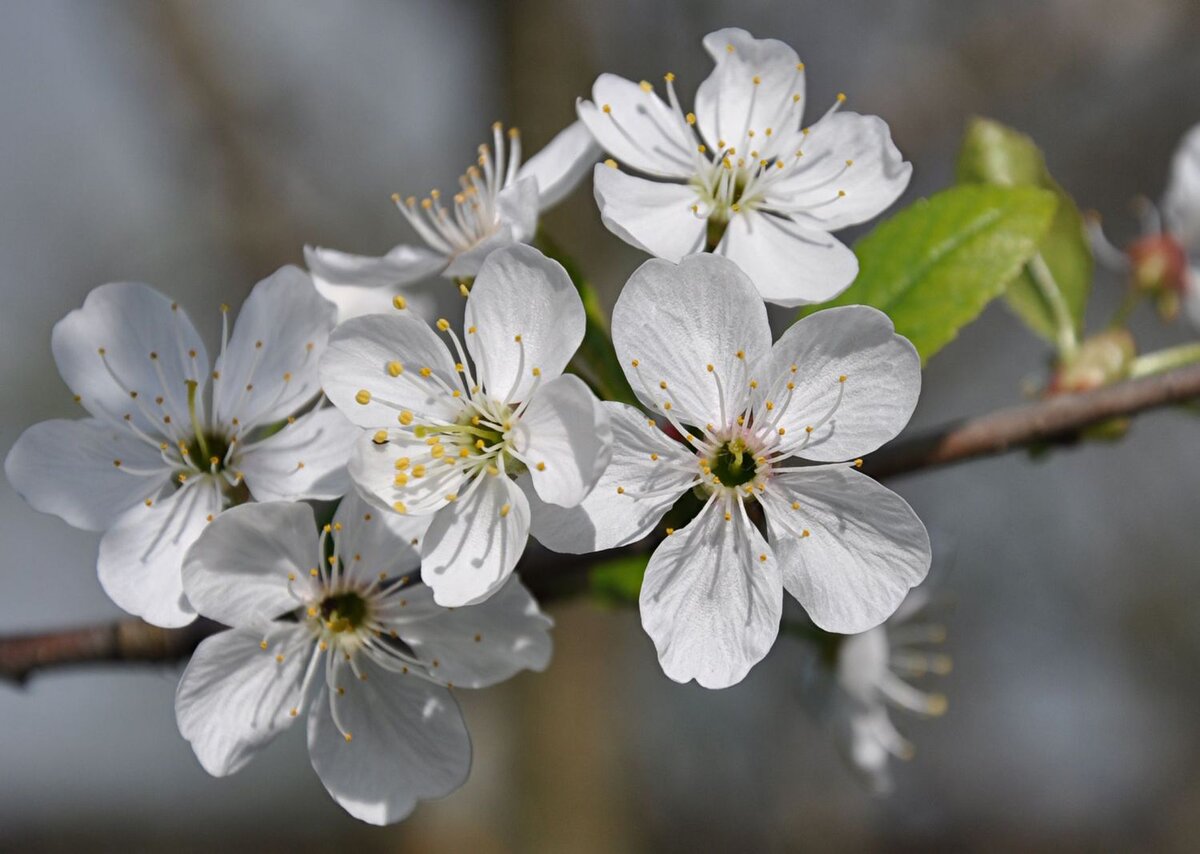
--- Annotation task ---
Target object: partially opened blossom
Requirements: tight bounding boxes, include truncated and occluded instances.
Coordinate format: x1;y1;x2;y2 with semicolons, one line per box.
176;493;552;825
4;269;355;627
306;121;600;319
830;590;949;793
576;27;911;307
320;243;612;607
533;254;930;688
1091;122;1200;327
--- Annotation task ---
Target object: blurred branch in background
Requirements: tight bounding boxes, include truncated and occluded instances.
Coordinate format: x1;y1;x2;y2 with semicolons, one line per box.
4;361;1199;687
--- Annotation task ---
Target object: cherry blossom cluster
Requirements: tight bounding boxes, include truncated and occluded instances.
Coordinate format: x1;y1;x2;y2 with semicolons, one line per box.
5;28;938;823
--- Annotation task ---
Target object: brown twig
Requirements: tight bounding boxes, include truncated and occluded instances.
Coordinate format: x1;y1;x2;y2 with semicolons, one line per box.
3;364;1199;686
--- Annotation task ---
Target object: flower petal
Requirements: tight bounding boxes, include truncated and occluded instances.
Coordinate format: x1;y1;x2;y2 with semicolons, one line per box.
307;660;471;825
348;429;468;518
464;244;584;402
442;225;517;281
527;401;695;553
304;243;448;322
593;164;707;262
320;313;462;428
639;500;783;688
4;417;171;532
420;473;530;607
762;111;911;231
213;267;336;430
175;625;311;776
577;74;696;179
239;407;356;502
332;490;428;587
512;373;611;508
97;481;221;627
714;210;858;307
1164;122;1200;250
51;282;209;441
763;467;931;634
496;176;540;243
695;28;806;155
612;253;771;427
397;576;553;688
182;501;318;630
517;120;601;210
754;306;920;461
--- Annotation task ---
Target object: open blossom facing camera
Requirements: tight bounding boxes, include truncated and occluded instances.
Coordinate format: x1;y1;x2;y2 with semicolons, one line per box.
176;493;552;825
533;254;930;688
320;244;612;607
831;591;949;793
4;269;355;627
577;27;911;307
305;121;600;319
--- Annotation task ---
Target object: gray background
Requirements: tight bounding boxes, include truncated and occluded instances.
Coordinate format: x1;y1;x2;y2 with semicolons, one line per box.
2;0;1199;850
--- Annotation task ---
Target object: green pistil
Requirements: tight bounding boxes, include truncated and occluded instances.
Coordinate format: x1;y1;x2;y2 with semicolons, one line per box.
710;439;757;487
185;380;210;460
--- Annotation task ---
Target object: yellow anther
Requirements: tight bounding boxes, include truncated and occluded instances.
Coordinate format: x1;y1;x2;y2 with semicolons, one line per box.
436;318;450;331
387;361;404;376
309;567;319;576
725;43;734;53
513;334;523;343
697;144;706;153
639;80;653;92
451;389;462;398
802;529;811;538
344;733;353;743
854;458;864;468
486;465;499;476
665;527;675;536
399;410;414;425
536;461;546;471
499;503;511;518
144;498;153;507
837;92;846;102
355;389;371;405
532;367;542;377
749;380;758;389
791;501;801;510
706;363;715;372
475;439;485;450
787;381;796;390
455;362;464;373
724;511;732;521
650;453;659;461
686;112;696;125
393;501;407;514
419;367;432;377
631;359;640;367
778;427;786;436
765;401;774;411
805;425;814;433
758;553;767;562
421;198;433;210
736;415;745;426
752;74;762;85
444;493;457;502
458;448;469;458
430;444;445;459
663;402;673;411
837;190;846;198
467;325;476;334
659;380;668;389
412;464;426;477
664;71;676;82
394;474;409;486
616;486;625;495
736;350;745;360
275;654;284;663
602;103;612;113
459;283;469;298
209;456;220;467
839;374;847;383
373;430;388;444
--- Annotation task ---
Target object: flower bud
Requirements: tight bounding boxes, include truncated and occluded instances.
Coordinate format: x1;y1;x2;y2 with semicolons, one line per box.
1046;329;1136;396
1126;234;1189;321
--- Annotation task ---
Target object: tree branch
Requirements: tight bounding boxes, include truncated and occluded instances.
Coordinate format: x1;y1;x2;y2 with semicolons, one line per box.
4;363;1199;686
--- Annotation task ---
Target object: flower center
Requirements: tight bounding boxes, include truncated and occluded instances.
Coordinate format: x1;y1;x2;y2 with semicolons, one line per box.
708;438;758;487
320;591;369;634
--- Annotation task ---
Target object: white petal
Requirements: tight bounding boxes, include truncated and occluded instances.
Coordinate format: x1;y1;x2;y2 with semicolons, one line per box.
695;28;806;155
51;282;209;441
4;418;171;532
527;401;695;553
307;660;471;825
175;625;311;776
304;243;448;322
421;473;530;607
213;267;336;429
464;244;584;402
348;429;468;517
320;313;462;428
495;176;540;243
763;112;911;231
714;210;858;307
1164;123;1200;250
97;481;221;627
593;165;706;262
512;373;611;507
639;501;782;688
612;254;771;427
763;468;931;634
239;407;356;502
181;501;318;630
442;225;517;281
576;74;695;179
517;120;601;210
754;306;920;461
398;576;553;688
332;490;428;587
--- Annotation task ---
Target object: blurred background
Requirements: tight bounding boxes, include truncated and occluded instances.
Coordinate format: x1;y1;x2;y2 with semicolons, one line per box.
2;0;1200;850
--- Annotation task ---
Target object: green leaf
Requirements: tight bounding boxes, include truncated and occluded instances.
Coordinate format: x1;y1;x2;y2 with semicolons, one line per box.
801;185;1058;363
588;553;649;606
956;117;1093;348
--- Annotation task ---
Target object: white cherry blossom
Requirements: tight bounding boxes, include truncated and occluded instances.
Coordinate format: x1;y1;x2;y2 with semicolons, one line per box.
320;244;612;608
576;27;911;307
831;590;949;793
305;121;600;319
4;269;355;627
175;492;552;825
532;254;930;688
